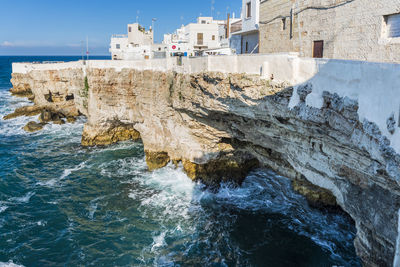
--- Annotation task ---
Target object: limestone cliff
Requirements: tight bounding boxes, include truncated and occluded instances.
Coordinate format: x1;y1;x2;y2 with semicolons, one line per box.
5;68;87;129
10;64;400;267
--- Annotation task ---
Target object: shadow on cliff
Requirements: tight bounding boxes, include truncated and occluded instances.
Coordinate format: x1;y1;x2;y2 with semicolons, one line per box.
174;59;400;267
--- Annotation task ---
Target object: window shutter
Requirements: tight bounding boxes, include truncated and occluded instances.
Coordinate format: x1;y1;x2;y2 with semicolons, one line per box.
388;14;400;38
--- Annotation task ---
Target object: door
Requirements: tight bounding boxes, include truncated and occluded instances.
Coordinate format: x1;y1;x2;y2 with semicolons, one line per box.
197;33;204;45
313;40;324;58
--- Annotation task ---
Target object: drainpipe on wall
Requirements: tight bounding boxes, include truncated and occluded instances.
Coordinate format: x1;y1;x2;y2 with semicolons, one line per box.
290;8;293;39
296;1;302;56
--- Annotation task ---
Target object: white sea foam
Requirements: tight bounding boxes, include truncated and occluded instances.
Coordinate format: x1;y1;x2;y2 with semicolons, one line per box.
0;91;35;136
151;231;167;251
128;163;197;223
88;196;105;220
0;261;25;267
88;202;98;220
37;161;87;187
100;156;146;178
126;164;356;265
0;89;85;140
60;161;86;180
0;205;8;213
10;192;35;204
36;221;47;226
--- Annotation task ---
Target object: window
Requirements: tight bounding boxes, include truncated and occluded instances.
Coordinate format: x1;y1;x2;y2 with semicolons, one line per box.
245;41;249;53
128;27;132;33
246;2;251;18
116;44;120;49
212;35;215;41
158;47;161;51
386;13;400;38
282;18;286;30
201;20;206;24
197;33;204;45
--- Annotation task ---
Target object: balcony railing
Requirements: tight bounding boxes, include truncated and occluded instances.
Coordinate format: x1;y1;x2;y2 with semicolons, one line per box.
230;21;242;33
112;34;128;38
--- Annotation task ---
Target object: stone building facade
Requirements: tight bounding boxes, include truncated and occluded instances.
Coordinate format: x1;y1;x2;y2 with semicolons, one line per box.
259;0;400;63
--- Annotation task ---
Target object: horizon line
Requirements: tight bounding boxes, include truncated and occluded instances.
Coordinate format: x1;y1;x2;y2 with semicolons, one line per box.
0;55;110;57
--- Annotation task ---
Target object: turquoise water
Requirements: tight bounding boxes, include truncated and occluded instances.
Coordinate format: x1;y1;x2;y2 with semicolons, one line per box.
0;56;360;267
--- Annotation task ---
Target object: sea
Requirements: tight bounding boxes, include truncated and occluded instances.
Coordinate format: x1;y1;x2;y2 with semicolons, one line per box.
0;56;361;267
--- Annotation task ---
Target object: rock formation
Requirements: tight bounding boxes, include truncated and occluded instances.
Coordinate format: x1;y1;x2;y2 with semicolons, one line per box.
10;64;400;267
5;68;85;130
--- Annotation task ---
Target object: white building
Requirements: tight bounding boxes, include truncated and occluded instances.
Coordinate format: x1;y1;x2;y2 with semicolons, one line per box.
163;17;237;57
110;23;155;60
230;0;260;54
110;34;129;60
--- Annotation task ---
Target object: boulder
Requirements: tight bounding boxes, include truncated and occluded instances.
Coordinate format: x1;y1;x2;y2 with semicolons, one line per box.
23;121;46;132
3;106;43;120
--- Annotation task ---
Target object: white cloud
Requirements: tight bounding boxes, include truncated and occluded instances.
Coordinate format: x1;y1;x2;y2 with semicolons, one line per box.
1;41;14;47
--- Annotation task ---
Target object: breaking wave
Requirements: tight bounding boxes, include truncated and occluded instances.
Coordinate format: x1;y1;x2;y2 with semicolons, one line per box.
0;261;25;267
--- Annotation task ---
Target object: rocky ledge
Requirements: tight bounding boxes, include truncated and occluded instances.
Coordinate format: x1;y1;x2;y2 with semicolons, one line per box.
10;66;400;267
4;68;86;131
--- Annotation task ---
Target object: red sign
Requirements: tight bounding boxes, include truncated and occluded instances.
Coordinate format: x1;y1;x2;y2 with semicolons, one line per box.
172;45;176;50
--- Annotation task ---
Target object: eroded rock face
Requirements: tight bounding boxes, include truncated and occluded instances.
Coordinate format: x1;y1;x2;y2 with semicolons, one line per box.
292;179;337;208
7;69;85;131
145;151;170;171
10;73;34;98
11;67;400;266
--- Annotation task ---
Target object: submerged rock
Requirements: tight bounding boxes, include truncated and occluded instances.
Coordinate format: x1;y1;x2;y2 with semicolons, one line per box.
66;117;77;123
23;121;46;132
53;118;65;125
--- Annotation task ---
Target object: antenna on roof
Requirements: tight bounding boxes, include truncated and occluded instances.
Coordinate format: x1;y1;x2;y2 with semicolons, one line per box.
86;36;89;61
152;18;157;32
81;40;84;61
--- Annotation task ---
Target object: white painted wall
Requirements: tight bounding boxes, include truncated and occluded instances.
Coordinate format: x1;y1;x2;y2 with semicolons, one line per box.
285;58;400;155
241;0;260;33
12;61;84;74
110;36;129;60
127;23;153;46
184;23;220;48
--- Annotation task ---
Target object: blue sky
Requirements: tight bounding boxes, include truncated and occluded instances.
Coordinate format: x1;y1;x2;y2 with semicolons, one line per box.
0;0;242;55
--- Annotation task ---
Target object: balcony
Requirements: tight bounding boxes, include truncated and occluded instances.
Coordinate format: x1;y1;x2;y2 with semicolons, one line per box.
112;34;128;38
230;21;242;33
